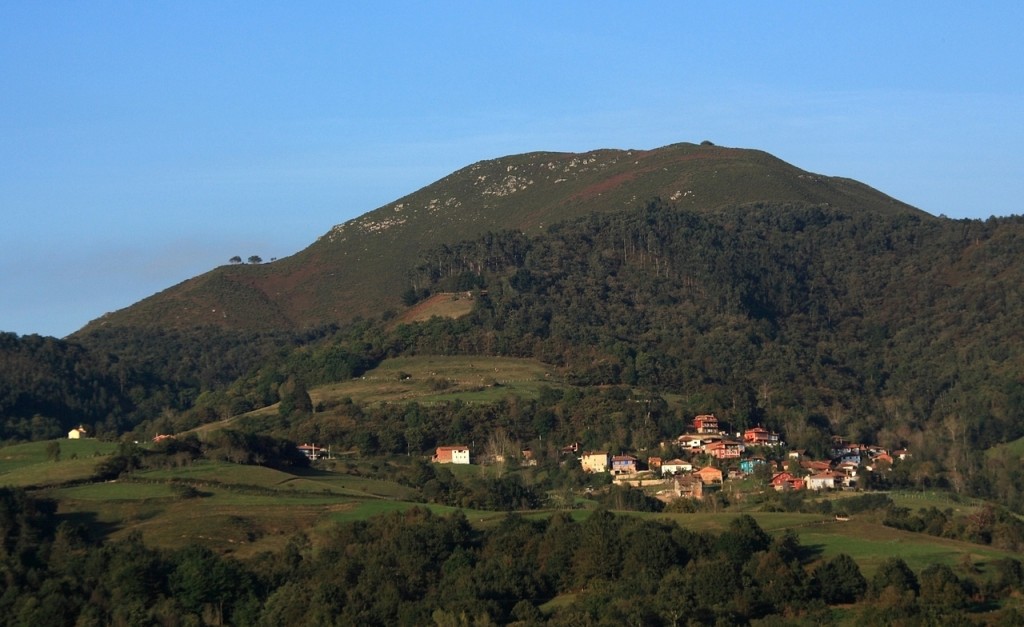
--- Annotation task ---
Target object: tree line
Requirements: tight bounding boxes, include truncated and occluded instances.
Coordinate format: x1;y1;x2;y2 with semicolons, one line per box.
4;485;1023;625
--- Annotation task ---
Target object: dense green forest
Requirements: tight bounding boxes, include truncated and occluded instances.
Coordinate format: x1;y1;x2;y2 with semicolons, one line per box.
403;201;1024;447
4;484;1024;626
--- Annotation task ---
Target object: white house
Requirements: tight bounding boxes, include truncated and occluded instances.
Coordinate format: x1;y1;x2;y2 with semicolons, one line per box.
67;426;87;439
433;445;471;464
806;471;842;491
660;458;693;475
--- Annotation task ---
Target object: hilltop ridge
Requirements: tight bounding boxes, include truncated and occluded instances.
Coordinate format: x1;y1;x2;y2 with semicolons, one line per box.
76;142;926;335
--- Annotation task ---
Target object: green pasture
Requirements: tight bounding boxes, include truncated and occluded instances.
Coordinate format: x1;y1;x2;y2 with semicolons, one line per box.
9;440;1018;582
0;439;120;487
136;461;296;488
136;461;419;500
620;509;1015;579
50;481;178;501
789;518;1016;577
987;434;1024;459
885;489;985;515
0;438;117;473
314;355;564;405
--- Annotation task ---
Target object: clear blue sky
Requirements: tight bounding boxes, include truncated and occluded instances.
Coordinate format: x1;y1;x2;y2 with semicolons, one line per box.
2;2;1022;338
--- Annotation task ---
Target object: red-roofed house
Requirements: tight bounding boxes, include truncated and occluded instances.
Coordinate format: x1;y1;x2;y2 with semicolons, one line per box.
693;414;720;434
743;426;781;446
771;472;805;491
705;440;744;459
298;443;325;461
611;455;638;475
433;445;471;465
695;466;724;484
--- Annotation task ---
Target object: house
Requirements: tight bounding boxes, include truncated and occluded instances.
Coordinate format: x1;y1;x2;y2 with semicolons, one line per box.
743;426;781;446
672;475;704;500
739;457;767;474
647;456;663;473
611;455;638;475
677;434;708;449
580;451;610;473
521;448;538;467
806;471;842;491
67;425;87;439
871;452;894;467
694;466;724;485
835;462;859;487
433;445;471;465
800;460;832;473
693;414;720;434
771;471;805;491
893;449;912;461
705;440;744;459
297;443;325;460
661;458;693;475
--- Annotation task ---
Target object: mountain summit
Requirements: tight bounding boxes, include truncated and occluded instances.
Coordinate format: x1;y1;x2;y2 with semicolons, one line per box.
77;142;925;334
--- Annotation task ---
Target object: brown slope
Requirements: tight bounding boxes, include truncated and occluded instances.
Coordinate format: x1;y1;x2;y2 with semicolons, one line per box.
76;142;929;335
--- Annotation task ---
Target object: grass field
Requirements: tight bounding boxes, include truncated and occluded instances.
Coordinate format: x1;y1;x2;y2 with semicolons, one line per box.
8;441;1018;578
599;508;1019;578
186;355;568;436
316;355;565;406
392;292;475;325
0;439;120;487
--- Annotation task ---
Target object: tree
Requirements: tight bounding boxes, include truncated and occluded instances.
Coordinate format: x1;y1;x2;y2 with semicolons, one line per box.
278;377;313;419
229;256;242;264
45;441;61;462
869;557;919;598
247;255;262;264
812;553;867;604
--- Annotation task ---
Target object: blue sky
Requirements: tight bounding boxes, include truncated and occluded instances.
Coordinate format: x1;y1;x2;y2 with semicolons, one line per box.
2;2;1022;338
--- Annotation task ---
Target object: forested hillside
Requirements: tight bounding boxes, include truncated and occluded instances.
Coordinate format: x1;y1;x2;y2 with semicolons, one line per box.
400;201;1024;450
0;333;131;440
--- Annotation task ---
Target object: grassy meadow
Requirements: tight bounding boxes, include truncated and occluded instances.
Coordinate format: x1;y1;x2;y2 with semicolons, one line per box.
0;438;119;487
3;436;1019;576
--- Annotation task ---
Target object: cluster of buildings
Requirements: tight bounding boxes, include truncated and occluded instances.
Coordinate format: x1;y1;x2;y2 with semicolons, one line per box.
573;415;909;501
414;413;910;504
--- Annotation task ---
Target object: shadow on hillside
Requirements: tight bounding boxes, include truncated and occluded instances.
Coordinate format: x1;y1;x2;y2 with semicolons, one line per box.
798;542;825;564
288;466;343;478
56;510;120;543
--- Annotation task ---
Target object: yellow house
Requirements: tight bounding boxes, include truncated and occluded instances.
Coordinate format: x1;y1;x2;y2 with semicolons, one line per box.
67;425;87;439
580;451;610;473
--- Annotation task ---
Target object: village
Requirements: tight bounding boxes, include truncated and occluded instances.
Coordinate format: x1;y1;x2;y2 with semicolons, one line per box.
418;413;910;504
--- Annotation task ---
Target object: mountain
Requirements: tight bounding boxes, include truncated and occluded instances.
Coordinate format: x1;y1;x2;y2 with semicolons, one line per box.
75;142;926;335
13;141;1024;504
